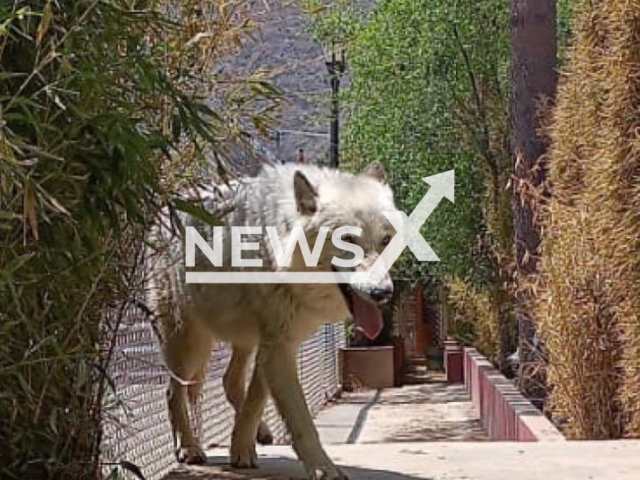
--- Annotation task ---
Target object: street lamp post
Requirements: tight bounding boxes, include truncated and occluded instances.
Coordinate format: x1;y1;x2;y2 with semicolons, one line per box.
325;48;345;169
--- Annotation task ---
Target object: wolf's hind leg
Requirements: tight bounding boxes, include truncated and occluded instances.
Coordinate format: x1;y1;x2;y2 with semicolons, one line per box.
256;416;274;445
187;361;209;445
223;346;250;411
167;378;207;464
230;361;270;468
223;346;273;446
164;322;212;465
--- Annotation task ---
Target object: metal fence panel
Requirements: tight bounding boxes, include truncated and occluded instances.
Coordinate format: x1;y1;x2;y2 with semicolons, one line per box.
102;314;345;480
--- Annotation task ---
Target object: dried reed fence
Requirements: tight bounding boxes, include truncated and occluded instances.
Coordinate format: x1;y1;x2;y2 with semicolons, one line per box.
536;0;640;439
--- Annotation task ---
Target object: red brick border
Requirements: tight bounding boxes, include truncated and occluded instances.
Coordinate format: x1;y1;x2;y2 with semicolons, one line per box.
444;340;464;383
463;348;565;442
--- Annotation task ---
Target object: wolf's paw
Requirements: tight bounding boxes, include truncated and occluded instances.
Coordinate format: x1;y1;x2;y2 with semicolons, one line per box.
308;464;349;480
177;445;207;465
230;439;258;468
256;421;274;445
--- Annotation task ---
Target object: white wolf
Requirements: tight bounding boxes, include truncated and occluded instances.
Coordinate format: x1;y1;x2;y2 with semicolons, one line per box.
153;163;397;480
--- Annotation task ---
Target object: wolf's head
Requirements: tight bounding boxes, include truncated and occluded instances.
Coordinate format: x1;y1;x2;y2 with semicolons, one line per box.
290;163;398;340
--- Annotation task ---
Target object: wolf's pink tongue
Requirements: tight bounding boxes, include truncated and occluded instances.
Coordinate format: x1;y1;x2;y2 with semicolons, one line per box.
352;293;383;340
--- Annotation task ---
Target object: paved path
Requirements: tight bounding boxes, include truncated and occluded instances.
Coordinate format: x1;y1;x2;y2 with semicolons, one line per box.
164;377;640;479
315;380;487;444
166;441;640;480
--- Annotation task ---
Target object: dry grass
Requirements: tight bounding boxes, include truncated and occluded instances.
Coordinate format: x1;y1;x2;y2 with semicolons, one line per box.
536;0;640;438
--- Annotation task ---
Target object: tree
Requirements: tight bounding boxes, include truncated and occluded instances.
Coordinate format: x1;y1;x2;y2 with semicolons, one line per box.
511;0;557;399
332;0;515;363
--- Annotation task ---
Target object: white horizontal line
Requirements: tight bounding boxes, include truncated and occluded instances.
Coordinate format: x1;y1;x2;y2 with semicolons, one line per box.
186;271;362;284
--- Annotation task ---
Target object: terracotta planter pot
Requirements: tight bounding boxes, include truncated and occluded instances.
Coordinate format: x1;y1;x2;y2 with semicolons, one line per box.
340;346;395;390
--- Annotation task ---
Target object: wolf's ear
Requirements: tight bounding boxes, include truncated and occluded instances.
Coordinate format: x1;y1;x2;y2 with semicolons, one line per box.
294;171;318;215
363;162;387;184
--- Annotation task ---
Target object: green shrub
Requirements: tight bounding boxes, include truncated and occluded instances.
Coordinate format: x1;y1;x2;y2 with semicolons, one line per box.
319;0;515;361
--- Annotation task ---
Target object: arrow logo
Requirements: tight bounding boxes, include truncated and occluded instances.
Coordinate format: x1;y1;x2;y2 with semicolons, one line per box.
353;170;455;285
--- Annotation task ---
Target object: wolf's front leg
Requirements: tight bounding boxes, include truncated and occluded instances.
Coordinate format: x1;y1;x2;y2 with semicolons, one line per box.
261;342;348;480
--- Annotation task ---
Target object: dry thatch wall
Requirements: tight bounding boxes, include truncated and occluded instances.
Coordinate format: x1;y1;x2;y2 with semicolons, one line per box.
537;0;640;438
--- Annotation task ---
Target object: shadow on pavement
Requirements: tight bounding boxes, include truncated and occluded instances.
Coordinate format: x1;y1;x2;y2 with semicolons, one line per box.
374;384;472;406
371;418;488;443
165;454;433;480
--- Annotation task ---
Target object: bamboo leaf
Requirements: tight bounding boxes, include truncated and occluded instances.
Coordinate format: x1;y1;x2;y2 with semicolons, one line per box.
171;198;223;226
36;3;53;46
23;185;39;241
0;253;35;278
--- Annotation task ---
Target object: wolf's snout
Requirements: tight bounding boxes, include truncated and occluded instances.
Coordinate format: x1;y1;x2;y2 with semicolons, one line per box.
370;286;393;304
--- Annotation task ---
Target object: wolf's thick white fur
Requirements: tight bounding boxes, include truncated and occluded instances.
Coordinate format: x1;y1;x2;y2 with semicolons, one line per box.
154;163;396;480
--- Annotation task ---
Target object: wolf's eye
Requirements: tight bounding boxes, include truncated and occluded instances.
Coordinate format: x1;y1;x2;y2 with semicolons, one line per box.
381;234;392;246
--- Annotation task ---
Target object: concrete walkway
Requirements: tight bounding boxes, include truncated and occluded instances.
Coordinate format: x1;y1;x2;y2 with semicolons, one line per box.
166;441;640;480
315;380;487;444
164;378;640;480
164;441;640;480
